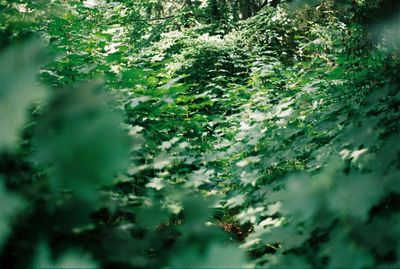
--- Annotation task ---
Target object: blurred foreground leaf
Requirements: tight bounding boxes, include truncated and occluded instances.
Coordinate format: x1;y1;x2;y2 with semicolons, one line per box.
0;179;26;251
170;243;248;268
32;84;131;203
0;40;48;150
34;243;99;268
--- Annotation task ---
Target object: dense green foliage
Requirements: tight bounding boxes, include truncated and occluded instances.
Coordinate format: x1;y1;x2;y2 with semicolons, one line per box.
1;0;400;268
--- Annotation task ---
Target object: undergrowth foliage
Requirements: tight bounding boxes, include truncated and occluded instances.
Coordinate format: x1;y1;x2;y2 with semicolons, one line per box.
1;0;400;268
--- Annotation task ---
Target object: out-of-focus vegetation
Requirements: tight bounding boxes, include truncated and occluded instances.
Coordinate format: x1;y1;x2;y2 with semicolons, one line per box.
1;0;400;268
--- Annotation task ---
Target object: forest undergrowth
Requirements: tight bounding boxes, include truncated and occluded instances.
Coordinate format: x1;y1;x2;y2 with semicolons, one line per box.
1;0;400;268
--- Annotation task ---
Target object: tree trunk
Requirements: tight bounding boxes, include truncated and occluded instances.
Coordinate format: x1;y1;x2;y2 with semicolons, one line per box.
232;0;240;21
239;0;252;19
209;0;221;21
185;0;193;7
